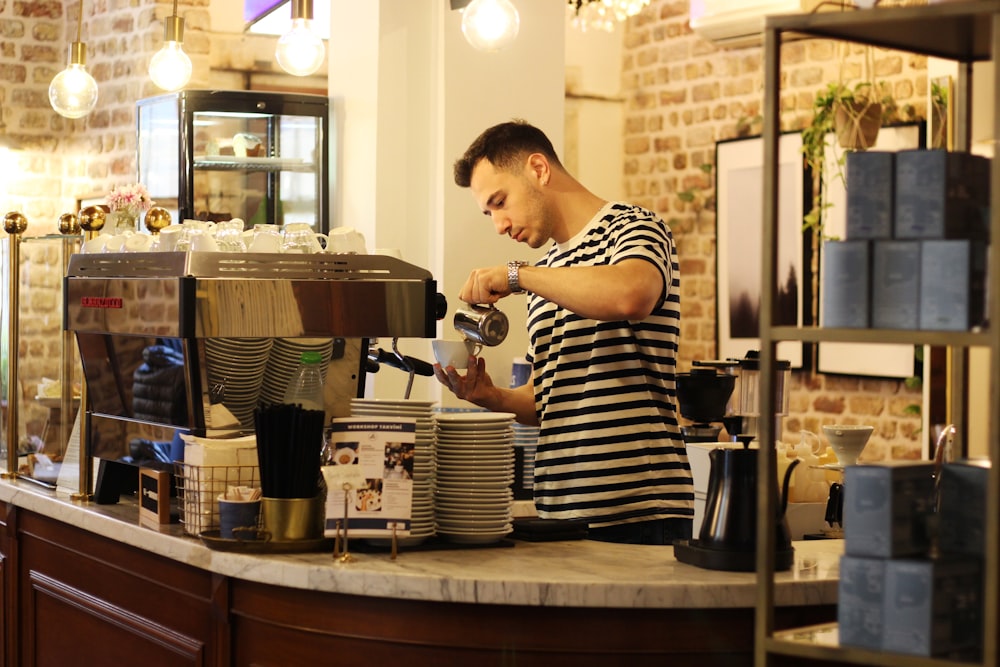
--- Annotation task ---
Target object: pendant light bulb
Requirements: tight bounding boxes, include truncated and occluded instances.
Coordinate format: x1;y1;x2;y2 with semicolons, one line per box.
275;0;325;77
150;15;192;91
462;0;520;52
49;42;98;119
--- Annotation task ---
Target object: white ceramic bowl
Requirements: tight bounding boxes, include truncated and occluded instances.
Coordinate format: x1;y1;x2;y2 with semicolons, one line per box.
432;339;478;369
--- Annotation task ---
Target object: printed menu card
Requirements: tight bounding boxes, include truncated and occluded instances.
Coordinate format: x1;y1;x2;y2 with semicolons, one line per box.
322;417;416;538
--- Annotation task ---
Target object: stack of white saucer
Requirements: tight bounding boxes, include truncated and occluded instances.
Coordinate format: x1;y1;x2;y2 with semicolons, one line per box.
350;398;437;546
434;411;516;544
204;338;273;427
259;338;335;406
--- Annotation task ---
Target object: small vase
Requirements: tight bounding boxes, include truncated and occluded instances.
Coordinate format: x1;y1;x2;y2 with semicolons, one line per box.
111;211;138;235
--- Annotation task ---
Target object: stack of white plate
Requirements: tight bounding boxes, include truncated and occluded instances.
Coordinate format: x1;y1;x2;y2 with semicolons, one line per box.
513;423;539;494
350;398;437;546
434;411;516;544
259;338;336;406
204;338;273;427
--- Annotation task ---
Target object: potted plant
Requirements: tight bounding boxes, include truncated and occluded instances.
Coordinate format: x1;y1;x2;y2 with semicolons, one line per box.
800;80;899;235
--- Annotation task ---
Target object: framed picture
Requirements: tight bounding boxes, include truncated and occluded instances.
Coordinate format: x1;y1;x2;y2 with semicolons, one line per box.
817;122;924;377
715;133;807;368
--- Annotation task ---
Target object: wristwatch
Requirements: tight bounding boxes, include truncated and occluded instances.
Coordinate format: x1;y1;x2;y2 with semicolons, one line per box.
507;261;528;294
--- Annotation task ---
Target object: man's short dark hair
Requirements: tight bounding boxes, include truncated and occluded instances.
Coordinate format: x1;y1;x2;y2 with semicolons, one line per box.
453;119;563;187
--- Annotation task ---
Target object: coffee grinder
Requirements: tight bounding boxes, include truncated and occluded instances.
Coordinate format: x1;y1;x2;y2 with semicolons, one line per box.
674;351;796;572
675;363;738;443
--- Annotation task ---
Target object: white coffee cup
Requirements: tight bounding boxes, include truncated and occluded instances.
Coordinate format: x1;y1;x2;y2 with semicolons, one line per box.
123;233;154;252
432;339;481;369
157;225;186;252
328;227;367;254
82;235;109;254
103;235;127;253
188;229;219;252
281;222;328;253
248;224;282;253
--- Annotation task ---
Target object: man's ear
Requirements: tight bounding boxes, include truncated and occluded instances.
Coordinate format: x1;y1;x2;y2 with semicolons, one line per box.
526;152;551;186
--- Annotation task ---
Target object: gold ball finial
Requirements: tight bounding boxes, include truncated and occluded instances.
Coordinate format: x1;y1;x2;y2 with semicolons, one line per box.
144;206;171;234
78;205;107;233
58;212;81;235
3;211;27;235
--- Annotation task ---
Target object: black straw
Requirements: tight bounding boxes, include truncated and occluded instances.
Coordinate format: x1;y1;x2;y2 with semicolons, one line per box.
254;403;325;498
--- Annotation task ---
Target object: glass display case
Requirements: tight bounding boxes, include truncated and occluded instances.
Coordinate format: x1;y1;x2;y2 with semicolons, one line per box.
1;234;83;488
137;89;329;231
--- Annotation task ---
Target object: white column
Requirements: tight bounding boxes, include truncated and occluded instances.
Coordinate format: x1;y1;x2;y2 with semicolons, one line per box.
328;0;565;403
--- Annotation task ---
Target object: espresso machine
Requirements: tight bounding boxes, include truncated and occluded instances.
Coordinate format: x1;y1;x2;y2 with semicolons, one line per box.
64;251;443;502
674;351;796;572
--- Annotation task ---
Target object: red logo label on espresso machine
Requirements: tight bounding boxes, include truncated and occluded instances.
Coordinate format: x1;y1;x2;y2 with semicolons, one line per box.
81;296;123;309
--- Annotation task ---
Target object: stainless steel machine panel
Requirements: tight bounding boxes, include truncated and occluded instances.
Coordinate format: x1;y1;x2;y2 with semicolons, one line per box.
65;252;438;339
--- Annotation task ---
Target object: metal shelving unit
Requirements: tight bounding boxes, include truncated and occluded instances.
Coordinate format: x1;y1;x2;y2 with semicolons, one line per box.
755;3;1000;666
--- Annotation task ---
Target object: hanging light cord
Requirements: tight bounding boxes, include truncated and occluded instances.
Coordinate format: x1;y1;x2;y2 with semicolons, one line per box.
171;0;179;19
75;0;83;42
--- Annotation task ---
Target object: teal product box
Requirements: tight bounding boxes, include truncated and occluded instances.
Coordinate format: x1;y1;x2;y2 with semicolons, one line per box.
894;149;990;240
919;240;987;331
938;459;990;557
821;240;870;327
882;557;983;659
871;240;920;329
843;461;935;558
838;555;885;650
846;150;895;239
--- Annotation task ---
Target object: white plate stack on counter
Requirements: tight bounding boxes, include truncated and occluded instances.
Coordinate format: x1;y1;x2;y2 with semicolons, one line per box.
434;411;516;544
351;398;437;547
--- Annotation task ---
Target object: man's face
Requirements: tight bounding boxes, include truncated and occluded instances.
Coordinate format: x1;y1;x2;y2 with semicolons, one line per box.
469;157;552;249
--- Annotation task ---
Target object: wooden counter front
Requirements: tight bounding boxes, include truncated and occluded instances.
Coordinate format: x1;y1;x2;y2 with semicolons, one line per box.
0;481;842;666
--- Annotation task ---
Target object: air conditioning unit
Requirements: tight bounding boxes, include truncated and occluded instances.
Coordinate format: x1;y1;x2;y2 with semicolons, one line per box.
689;0;825;48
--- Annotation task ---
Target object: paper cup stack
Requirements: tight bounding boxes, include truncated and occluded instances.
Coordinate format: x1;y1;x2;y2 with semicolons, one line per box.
351;398;437;546
434;411;516;544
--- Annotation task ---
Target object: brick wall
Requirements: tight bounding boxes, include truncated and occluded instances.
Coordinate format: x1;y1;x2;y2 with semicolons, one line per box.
622;1;924;459
0;0;294;455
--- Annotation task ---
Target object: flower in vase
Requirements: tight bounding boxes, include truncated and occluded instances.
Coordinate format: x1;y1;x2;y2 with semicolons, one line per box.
105;183;155;220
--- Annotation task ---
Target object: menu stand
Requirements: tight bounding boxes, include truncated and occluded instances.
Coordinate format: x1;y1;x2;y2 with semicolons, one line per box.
333;483;354;563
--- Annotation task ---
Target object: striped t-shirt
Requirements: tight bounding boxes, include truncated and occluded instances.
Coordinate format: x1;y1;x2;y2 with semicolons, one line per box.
526;201;691;527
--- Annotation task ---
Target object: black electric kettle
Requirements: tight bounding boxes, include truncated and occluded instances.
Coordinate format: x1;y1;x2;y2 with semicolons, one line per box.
675;441;799;572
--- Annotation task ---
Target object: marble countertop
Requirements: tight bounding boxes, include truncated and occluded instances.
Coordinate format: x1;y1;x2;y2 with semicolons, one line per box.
0;479;841;609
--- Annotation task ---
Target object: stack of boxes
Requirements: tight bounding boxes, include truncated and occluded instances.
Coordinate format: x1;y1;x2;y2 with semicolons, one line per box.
822;149;990;331
838;460;985;659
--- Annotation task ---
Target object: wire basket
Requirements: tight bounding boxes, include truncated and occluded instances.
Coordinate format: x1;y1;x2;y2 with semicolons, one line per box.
174;462;260;536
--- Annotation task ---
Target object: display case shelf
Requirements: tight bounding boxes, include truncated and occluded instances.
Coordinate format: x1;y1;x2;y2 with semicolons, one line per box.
756;2;1000;666
193;156;315;172
770;326;990;347
766;630;974;667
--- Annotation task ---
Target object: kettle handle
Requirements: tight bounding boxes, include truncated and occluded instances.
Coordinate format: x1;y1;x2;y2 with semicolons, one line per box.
779;458;800;518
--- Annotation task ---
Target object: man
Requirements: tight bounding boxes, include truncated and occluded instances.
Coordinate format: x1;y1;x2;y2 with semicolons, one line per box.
434;120;691;545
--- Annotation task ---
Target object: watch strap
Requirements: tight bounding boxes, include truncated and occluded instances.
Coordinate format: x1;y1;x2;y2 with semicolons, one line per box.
507;261;527;293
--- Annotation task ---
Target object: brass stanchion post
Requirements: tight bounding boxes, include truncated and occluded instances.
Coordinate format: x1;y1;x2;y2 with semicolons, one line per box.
2;213;26;479
58;213;81;469
71;205;107;501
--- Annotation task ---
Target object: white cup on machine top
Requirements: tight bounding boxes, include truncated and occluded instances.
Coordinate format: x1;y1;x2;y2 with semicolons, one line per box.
248;224;282;253
281;223;328;253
